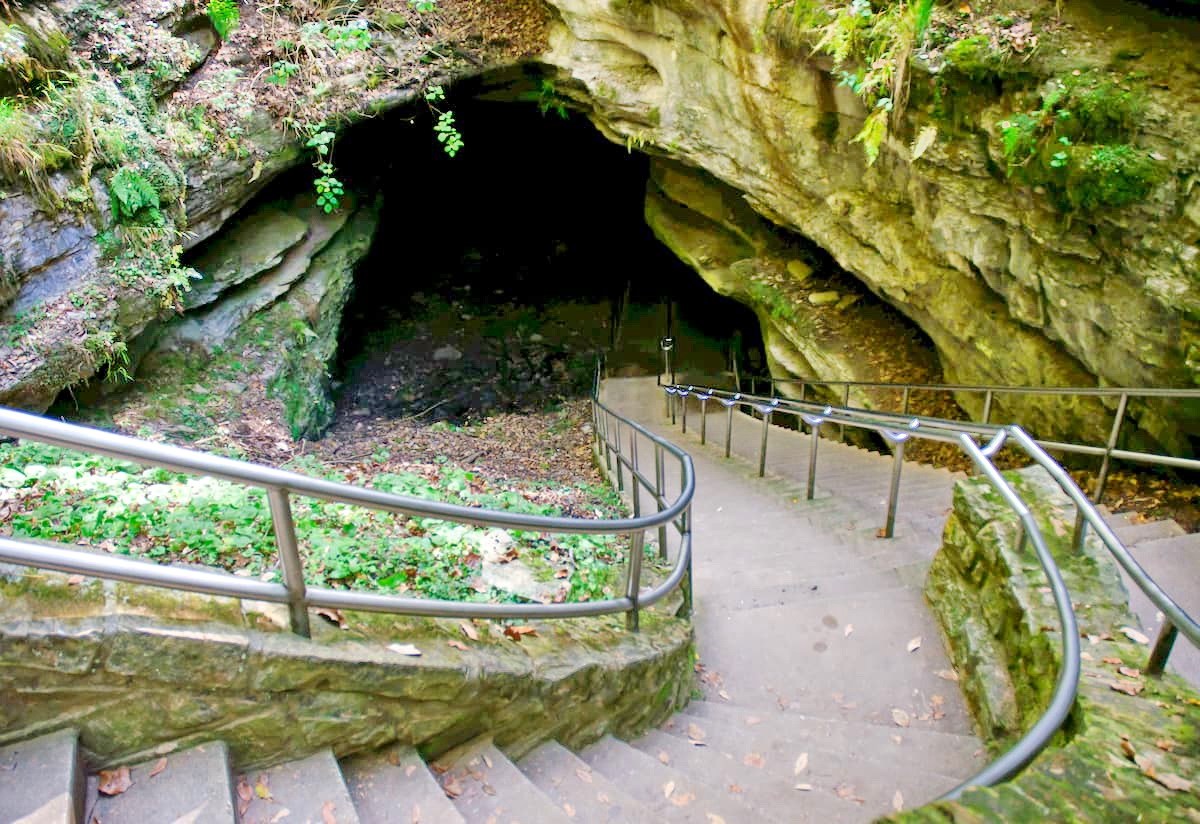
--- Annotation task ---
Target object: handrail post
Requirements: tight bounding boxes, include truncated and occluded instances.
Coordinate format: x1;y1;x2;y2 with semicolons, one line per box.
630;428;640;517
725;402;735;459
602;410;613;473
625;530;646;631
807;423;820;500
902;386;911;415
982;390;994;425
681;392;688;434
1147;620;1178;676
267;488;310;638
759;410;771;477
655;444;667;560
841;385;850;442
615;418;626;493
1073;392;1129;551
699;397;708;445
884;439;906;538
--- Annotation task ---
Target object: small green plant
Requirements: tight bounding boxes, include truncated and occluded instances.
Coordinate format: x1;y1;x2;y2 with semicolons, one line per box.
207;0;240;40
423;83;463;157
108;166;160;224
266;61;300;86
535;79;570;119
313;161;343;213
301;121;346;212
409;0;439;12
327;20;372;53
995;73;1160;212
433;110;463;156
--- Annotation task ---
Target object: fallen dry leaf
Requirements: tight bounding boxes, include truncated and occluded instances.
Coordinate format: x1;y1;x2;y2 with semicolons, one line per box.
844;624;854;637
411;804;421;823
743;753;765;768
1118;666;1142;678
1102;657;1123;665
563;802;575;817
906;636;922;653
98;766;132;796
575;768;592;783
663;781;676;799
728;783;743;793
1121;739;1137;759
892;708;911;728
658;751;670;765
1121;626;1150;645
459;621;480;641
322;801;338;824
504;625;538;641
1110;679;1144;696
935;669;959;682
893;790;904;811
482;754;493;769
718;689;731;701
794;753;809;775
1156;739;1179;753
67;574;85;586
405;765;417;777
669;792;695;807
1135;754;1195;792
237;780;253;802
148;757;167;778
745;717;762;726
442;775;464;799
255;774;272;800
388;643;422;656
687;723;706;743
315;607;348;629
794;783;813;791
447;640;468;651
707;815;727;824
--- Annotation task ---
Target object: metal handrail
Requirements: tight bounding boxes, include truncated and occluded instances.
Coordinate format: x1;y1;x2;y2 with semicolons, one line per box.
0;386;696;636
664;381;1200;799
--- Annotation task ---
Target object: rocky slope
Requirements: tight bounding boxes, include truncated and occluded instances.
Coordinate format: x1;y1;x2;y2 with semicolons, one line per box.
1;0;1198;451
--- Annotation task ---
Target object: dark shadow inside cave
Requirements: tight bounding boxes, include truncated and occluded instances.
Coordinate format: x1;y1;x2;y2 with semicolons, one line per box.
328;77;762;424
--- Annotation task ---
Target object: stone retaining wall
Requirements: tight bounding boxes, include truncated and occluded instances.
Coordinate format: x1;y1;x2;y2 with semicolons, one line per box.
893;467;1200;820
0;563;693;770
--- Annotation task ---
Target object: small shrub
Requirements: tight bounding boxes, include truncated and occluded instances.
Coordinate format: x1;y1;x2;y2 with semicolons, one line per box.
207;0;240;40
108;165;160;224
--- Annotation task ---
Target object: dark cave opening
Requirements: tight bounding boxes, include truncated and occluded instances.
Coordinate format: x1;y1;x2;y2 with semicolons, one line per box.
328;80;762;424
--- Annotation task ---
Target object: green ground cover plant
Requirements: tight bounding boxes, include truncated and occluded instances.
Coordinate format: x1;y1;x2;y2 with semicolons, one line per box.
0;441;642;604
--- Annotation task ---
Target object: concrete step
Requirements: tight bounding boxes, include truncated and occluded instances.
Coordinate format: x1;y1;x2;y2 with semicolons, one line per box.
579;734;776;824
698;561;930;613
342;743;465;824
90;741;236;824
0;729;83;824
692;592;975;733
659;707;978;818
1101;512;1185;546
433;737;569;823
678;701;984;771
518;740;658;823
628;728;843;823
1120;532;1200;689
237;750;359;824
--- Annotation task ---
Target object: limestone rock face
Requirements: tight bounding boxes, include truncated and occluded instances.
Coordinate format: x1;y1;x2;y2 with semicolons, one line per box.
644;157;942;415
540;0;1200;449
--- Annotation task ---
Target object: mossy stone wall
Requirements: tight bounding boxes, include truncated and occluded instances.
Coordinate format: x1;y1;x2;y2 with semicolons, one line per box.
895;467;1200;820
0;563;693;771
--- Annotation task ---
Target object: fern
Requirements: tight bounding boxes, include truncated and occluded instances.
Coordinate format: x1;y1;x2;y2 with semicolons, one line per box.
109;166;159;223
207;0;240;40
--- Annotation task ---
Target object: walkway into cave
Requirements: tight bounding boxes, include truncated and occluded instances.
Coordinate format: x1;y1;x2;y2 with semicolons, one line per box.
330;88;761;426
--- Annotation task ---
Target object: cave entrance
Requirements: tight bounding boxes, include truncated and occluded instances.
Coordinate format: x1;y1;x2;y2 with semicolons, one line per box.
331;78;760;425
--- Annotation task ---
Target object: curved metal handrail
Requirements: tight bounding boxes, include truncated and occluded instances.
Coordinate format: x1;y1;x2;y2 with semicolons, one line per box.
0;388;696;635
664;381;1199;800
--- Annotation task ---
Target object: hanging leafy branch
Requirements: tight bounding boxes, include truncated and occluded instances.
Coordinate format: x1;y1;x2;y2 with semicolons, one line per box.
424;84;463;157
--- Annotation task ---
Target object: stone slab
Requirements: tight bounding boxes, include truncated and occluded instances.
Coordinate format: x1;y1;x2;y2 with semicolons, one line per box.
0;728;82;824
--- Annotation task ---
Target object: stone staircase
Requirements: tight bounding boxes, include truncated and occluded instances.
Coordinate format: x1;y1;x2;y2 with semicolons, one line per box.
5;376;1196;822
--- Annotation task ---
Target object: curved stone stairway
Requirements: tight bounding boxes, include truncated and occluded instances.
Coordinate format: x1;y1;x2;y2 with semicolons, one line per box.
10;376;1194;822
